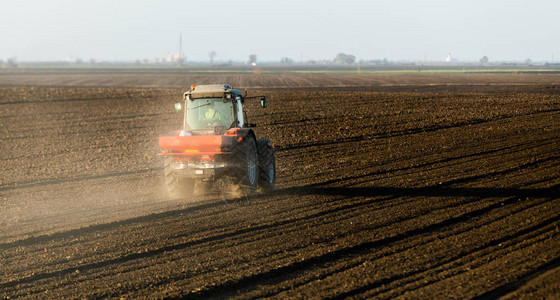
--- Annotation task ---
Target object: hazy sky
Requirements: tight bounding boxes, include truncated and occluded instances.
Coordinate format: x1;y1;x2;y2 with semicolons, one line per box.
1;0;558;62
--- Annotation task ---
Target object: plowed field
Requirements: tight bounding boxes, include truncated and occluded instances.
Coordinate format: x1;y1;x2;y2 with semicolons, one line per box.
1;70;559;299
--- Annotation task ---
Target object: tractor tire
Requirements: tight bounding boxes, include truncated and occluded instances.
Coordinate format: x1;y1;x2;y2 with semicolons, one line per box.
231;137;259;196
164;156;194;198
257;139;276;190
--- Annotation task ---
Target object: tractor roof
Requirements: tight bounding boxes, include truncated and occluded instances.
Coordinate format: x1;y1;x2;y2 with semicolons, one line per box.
183;84;243;100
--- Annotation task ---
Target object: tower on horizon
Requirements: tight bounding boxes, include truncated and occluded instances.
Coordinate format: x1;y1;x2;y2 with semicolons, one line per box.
179;33;183;66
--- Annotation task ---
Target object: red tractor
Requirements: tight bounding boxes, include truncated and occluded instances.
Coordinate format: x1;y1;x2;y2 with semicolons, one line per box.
158;84;275;199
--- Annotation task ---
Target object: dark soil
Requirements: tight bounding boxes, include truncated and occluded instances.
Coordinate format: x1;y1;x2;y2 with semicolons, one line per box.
1;71;559;299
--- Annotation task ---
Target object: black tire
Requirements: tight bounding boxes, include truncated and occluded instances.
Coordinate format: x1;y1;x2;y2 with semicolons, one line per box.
257;139;276;190
164;156;194;198
231;137;258;195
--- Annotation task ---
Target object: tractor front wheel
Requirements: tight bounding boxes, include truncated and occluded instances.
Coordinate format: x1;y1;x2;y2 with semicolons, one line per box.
257;140;276;190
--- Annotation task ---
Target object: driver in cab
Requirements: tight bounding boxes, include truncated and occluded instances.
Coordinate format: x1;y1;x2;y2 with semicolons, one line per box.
203;106;222;125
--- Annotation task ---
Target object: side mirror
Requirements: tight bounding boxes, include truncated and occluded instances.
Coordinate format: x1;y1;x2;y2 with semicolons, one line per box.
246;123;257;128
260;96;267;108
174;102;182;113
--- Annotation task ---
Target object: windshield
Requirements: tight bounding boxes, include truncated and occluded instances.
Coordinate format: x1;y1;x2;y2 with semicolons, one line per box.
186;98;234;130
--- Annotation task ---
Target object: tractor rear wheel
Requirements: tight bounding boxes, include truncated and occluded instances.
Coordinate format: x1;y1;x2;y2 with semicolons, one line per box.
231;137;258;196
164;156;194;198
257;140;276;190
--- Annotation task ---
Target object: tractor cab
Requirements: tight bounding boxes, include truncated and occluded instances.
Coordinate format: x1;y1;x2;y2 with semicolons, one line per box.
177;84;266;135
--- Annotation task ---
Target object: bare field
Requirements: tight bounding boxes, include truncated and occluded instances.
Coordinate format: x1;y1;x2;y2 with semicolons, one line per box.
1;71;559;298
2;68;560;89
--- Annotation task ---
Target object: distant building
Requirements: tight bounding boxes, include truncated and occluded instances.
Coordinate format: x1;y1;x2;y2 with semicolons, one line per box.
166;53;183;63
445;53;459;63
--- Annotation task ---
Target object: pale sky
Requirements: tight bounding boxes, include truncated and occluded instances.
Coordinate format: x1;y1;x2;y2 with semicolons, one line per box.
1;0;558;63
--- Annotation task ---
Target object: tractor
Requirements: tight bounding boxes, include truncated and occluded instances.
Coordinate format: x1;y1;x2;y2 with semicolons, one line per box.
158;84;275;199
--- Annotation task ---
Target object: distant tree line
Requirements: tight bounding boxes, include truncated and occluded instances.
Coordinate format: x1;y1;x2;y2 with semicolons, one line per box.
0;57;18;68
279;53;361;65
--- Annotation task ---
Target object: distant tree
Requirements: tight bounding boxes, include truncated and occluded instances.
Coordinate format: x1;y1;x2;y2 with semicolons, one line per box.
280;57;294;65
524;58;532;65
334;53;356;65
89;58;97;65
209;51;216;64
479;56;489;64
7;57;17;68
248;54;257;65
